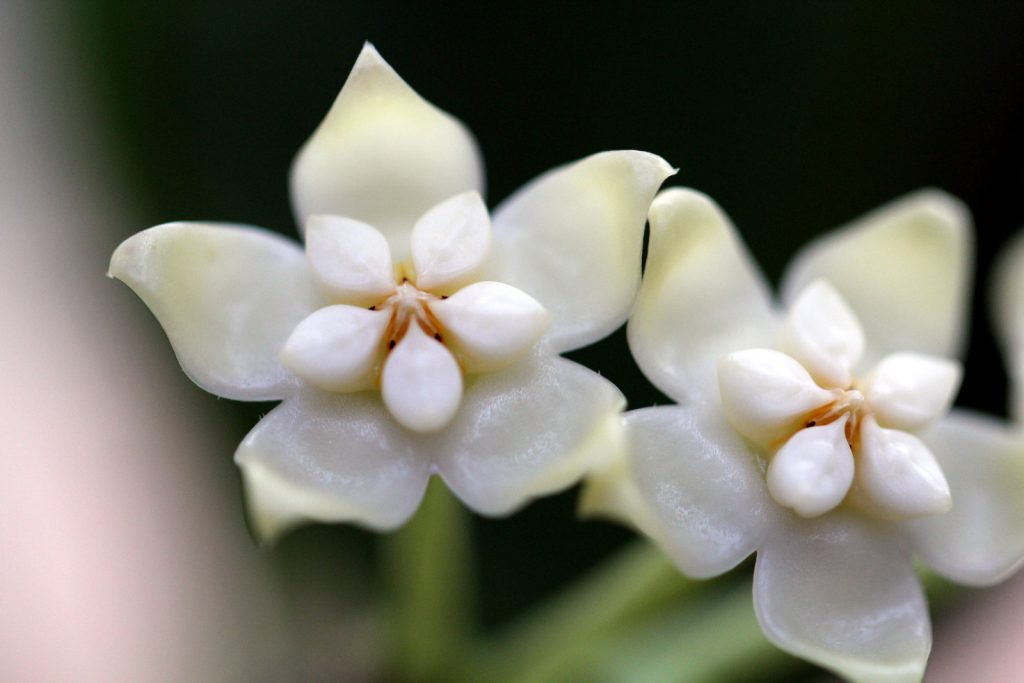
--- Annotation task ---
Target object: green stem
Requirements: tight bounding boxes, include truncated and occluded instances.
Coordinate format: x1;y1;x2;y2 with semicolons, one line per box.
383;477;475;682
463;541;696;683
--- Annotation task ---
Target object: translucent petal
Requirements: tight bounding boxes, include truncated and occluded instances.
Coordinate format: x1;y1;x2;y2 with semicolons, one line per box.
850;416;951;519
588;405;776;579
778;279;864;388
628;189;776;403
381;324;463;433
435;352;626;516
781;189;971;366
906;410;1024;586
411;191;491;293
290;43;484;259
489;151;674;353
767;417;854;518
431;281;549;373
864;353;962;431
234;389;433;542
280;305;388;392
304;215;396;305
754;511;930;683
108;222;323;401
992;231;1024;423
718;349;834;449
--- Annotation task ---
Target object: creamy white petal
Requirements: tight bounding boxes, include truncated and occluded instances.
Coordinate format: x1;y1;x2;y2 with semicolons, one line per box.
864;353;962;431
718;349;834;449
850;416;951;520
290;43;484;258
767;417;854;518
431;281;549;373
304;215;396;305
992;230;1024;423
234;389;433;542
781;189;971;366
280;305;388;392
628;189;776;403
109;222;323;401
907;410;1024;586
381;324;463;433
411;191;491;293
435;352;626;516
593;405;777;578
489;151;675;353
778;279;865;388
754;511;930;683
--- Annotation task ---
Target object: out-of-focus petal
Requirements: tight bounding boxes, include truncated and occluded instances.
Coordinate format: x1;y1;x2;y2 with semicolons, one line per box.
435;352;625;515
109;222;323;401
778;279;865;389
992;230;1024;423
781;189;971;366
431;281;549;373
304;215;396;306
754;511;930;683
411;191;491;293
628;189;776;404
864;353;962;432
280;305;388;392
907;410;1024;586
234;389;433;542
489;151;674;353
587;405;776;579
290;43;484;258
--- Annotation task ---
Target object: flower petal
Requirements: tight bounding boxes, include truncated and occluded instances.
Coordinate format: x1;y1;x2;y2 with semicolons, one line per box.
305;215;396;305
778;279;865;388
628;189;776;403
754;511;930;683
290;43;484;258
864;352;962;431
411;191;491;293
850;416;951;520
586;405;776;579
718;349;834;449
489;151;675;353
381;324;463;433
435;352;626;516
906;410;1024;586
992;230;1024;423
234;389;433;542
431;281;549;373
781;189;971;365
108;222;323;401
280;305;388;392
767;417;854;518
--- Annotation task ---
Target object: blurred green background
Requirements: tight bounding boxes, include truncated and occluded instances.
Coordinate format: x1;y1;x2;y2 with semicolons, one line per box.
29;1;1024;680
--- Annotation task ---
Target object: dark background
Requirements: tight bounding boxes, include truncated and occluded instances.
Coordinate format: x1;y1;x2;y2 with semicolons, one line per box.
72;1;1024;675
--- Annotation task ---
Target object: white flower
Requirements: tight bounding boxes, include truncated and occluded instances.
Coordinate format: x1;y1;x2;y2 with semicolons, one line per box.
109;43;673;541
584;188;1024;682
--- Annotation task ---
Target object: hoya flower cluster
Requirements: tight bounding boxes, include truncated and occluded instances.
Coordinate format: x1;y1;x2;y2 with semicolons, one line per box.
110;43;1024;683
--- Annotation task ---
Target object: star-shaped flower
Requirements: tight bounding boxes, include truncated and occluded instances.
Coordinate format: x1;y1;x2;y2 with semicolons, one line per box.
584;188;1024;682
110;44;673;541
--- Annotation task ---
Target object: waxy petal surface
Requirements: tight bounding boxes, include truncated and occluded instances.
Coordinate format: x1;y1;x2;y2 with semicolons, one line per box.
490;151;674;353
782;190;971;366
109;222;322;401
305;215;396;306
290;43;484;259
907;411;1024;586
628;189;776;403
754;512;930;683
234;389;433;542
411;191;491;293
280;305;388;392
778;279;864;389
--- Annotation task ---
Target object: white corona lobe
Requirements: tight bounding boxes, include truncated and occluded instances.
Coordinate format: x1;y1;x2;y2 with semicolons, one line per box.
778;279;865;388
411;191;491;292
864;352;962;431
381;323;463;432
281;305;389;392
305;215;396;305
766;416;855;517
